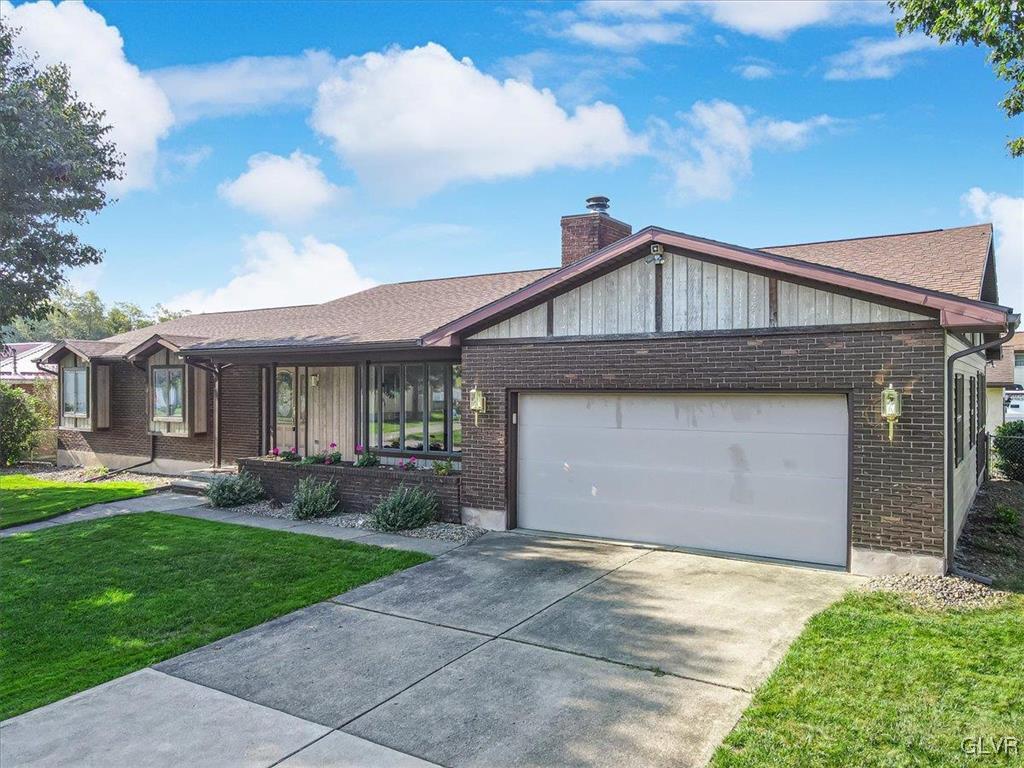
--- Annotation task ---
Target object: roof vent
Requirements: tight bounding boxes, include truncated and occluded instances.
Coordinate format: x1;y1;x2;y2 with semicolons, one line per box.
585;195;610;213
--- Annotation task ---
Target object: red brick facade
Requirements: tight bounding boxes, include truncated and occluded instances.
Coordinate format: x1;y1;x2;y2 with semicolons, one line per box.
460;324;947;558
560;213;633;267
57;362;261;467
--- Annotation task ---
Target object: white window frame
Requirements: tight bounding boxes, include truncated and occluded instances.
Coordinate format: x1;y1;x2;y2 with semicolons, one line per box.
62;367;89;418
151;365;186;423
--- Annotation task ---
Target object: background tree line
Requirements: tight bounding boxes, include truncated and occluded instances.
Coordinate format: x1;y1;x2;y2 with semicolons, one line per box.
2;286;189;343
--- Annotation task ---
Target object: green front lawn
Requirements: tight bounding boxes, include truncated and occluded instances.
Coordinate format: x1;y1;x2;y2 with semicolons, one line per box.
712;591;1024;767
0;513;430;719
0;473;150;529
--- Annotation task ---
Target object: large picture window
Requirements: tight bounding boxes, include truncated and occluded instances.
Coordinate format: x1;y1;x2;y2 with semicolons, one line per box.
62;367;88;417
152;366;185;422
366;362;460;454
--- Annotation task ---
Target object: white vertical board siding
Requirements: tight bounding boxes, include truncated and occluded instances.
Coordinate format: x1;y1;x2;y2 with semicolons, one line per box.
776;280;926;326
662;253;769;332
470;254;931;340
307;366;356;460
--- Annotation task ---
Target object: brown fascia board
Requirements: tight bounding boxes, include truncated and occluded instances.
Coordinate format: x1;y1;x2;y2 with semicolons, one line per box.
123;335;183;360
39;340;119;364
422;226;1013;345
179;338;426;360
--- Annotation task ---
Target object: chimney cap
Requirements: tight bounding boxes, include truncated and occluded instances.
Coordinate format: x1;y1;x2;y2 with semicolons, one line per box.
585;195;610;213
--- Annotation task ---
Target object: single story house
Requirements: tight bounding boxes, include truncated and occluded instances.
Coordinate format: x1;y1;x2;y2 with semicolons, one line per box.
985;339;1022;428
1;341;56;391
43;198;1018;577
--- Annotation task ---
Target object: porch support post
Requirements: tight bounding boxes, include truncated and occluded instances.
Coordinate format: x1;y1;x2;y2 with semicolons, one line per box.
213;364;222;468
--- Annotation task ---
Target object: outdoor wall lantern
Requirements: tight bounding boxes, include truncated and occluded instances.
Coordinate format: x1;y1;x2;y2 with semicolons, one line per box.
881;385;902;442
469;387;486;425
309;374;319;388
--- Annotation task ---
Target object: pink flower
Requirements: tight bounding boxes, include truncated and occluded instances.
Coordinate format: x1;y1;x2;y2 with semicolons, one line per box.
271;447;280;456
355;443;364;454
329;442;337;449
325;457;333;465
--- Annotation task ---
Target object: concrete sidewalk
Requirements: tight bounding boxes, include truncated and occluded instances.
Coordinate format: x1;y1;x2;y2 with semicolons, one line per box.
0;493;463;556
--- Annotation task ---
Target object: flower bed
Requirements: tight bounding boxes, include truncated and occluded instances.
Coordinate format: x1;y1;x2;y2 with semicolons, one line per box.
236;456;462;523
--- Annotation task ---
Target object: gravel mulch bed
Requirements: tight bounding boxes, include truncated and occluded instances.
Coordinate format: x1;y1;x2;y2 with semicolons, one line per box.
867;574;1010;611
953;473;1024;591
0;463;177;488
224;499;486;544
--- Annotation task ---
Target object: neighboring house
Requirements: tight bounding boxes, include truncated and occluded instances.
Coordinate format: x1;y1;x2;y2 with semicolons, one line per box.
41;199;1018;577
0;341;56;391
985;339;1022;429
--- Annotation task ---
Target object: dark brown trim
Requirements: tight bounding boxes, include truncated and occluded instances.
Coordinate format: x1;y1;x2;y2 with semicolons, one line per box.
768;277;779;328
506;390;519;530
213;364;222;468
546;300;554;336
653;261;664;332
462;320;939;347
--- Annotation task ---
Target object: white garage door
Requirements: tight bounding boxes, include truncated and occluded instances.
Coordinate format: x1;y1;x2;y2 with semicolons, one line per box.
516;392;849;567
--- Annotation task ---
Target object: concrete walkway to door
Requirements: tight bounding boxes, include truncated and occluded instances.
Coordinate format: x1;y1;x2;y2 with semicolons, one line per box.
1;533;860;768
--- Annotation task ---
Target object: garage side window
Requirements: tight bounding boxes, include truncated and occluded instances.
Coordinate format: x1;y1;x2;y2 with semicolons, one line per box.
954;373;964;466
152;366;185;422
62;367;88;417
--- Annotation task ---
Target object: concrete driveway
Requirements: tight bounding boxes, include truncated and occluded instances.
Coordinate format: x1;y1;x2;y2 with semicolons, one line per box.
1;533;857;768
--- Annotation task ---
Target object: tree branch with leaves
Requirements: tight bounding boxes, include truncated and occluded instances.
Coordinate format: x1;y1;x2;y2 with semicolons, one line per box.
0;22;123;343
890;0;1024;156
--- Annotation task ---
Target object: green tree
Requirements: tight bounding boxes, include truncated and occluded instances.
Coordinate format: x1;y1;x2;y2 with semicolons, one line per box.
0;382;44;466
108;302;151;335
1;286;162;342
0;23;123;344
891;0;1024;156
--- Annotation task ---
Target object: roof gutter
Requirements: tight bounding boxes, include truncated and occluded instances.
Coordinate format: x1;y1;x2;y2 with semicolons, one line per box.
945;314;1019;569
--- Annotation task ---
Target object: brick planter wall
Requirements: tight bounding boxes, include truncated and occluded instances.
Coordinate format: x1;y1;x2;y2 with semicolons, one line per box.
237;457;461;523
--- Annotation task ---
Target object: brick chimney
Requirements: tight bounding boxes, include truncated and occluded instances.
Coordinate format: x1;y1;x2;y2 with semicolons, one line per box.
560;196;633;268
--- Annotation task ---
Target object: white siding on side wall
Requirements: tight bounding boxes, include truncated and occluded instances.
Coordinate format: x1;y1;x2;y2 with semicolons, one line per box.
948;333;987;545
469;252;932;340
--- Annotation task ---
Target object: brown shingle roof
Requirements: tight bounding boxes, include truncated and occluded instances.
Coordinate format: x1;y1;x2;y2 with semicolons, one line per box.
100;268;555;354
762;224;993;300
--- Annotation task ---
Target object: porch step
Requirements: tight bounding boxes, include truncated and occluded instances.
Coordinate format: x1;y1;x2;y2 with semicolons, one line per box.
167;478;210;496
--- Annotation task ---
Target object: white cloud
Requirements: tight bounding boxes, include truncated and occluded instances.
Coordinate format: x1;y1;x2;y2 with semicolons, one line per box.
152;50;336;123
562;20;690;50
735;62;776;80
570;0;888;42
497;50;643;104
2;0;174;191
654;100;838;201
168;233;376;313
825;35;938;80
218;151;344;223
311;43;646;200
963;188;1024;313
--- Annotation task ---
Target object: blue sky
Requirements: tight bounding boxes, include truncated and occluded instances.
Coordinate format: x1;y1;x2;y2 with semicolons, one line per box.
4;0;1022;314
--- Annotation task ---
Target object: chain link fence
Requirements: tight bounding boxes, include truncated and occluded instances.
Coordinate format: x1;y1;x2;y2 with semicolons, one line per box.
990;428;1024;482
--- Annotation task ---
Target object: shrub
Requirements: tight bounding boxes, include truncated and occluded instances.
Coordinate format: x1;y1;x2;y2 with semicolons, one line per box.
354;443;379;468
299;453;326;465
205;472;266;508
432;459;453;477
0;383;44;466
993;421;1024;481
372;485;438;531
324;451;343;465
994;504;1021;533
292;476;337;519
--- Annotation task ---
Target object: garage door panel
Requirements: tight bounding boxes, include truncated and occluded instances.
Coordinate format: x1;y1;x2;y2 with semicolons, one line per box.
518;463;847;520
516;392;849;567
518;428;848;480
520;393;848;435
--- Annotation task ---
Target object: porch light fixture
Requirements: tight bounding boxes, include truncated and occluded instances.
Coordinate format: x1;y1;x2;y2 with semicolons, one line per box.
309;374;319;387
881;385;902;442
469;387;486;425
